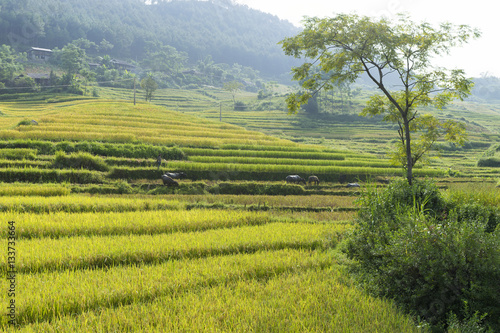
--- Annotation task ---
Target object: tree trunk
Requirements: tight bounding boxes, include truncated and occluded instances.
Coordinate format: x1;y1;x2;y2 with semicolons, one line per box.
403;116;413;185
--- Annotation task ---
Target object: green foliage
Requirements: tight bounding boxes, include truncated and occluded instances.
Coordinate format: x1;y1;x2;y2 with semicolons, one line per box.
16;119;34;126
445;190;500;233
58;44;87;76
0;168;104;184
233;101;247;111
53;151;109;172
0;140;186;159
342;179;500;331
224;80;243;105
208;182;305;196
0;44;24;83
280;14;478;183
447;307;491;333
477;157;500;167
0;148;37;160
354;178;445;225
142;43;188;74
140;73;158;102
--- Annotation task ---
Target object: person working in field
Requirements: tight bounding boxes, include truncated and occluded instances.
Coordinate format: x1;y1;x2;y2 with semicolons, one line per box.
156;154;162;170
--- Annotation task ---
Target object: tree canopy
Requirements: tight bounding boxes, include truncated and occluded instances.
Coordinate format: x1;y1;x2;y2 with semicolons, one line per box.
0;44;24;83
140;74;158;102
0;0;299;76
280;14;480;184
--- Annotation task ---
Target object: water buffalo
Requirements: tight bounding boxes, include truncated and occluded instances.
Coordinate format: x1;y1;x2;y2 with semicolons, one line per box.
286;175;306;185
346;182;360;188
308;175;320;185
161;174;179;186
165;172;187;179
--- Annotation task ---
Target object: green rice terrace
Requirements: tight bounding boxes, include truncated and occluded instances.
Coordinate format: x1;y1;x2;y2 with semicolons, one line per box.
0;90;499;332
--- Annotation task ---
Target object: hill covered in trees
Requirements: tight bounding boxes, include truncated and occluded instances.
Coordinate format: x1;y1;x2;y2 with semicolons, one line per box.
0;0;300;76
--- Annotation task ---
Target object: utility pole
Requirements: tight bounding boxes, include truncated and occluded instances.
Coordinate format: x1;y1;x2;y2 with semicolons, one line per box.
219;102;222;122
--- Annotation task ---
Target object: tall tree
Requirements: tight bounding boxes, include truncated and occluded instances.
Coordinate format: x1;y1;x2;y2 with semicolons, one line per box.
59;43;86;76
0;44;24;84
280;14;480;184
140;73;158;102
142;43;188;74
223;80;243;107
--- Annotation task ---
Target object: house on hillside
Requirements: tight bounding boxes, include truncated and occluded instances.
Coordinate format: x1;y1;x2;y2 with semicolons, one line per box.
28;47;52;61
181;69;203;76
27;73;50;86
110;59;136;71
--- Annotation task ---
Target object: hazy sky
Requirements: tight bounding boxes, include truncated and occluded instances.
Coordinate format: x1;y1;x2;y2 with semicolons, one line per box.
234;0;499;77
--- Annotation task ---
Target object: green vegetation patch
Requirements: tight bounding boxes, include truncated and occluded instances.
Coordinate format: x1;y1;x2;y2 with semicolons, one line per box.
0;148;37;160
342;179;500;331
52;151;109;172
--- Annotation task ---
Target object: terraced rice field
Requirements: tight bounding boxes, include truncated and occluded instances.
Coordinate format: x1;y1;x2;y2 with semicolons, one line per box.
0;195;421;332
0;98;448;186
0;91;498;331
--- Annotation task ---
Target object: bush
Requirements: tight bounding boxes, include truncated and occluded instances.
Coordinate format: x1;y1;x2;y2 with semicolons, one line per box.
52;151;109;172
477;157;500;167
0;168;104;184
16;119;34;126
355;178;445;227
342;178;500;331
0;140;54;154
233;101;247;111
0;140;186;160
0;148;37;160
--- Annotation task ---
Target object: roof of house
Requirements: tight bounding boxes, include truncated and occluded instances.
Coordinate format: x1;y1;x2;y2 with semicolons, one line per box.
110;59;135;67
30;47;53;53
27;73;50;79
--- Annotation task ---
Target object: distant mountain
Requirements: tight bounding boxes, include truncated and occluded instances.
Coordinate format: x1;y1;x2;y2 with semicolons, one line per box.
0;0;301;76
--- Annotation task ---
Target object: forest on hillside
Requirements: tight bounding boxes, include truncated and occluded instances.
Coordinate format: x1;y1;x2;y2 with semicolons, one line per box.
0;0;300;75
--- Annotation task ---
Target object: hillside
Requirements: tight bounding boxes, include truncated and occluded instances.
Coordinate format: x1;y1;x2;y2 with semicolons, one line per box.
1;92;499;331
0;95;451;188
0;0;300;75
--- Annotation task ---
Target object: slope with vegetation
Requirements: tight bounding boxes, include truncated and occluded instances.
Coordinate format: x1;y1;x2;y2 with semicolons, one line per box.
0;85;499;331
0;0;299;75
0;95;430;332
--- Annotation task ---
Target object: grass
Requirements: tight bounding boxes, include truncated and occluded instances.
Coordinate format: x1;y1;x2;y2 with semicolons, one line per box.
8;263;420;332
3;222;344;273
0;209;271;239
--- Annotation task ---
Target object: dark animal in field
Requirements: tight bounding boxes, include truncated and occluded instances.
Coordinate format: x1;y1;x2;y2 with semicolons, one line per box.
161;174;179;187
308;175;320;185
165;172;187;179
347;183;360;188
286;175;306;185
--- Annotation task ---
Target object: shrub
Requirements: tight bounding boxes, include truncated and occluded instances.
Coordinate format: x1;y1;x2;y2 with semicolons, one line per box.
0;168;104;184
354;178;445;228
116;180;134;194
52;151;109;172
234;101;247;111
477;157;500;167
342;178;500;331
16;119;34;126
0;148;37;160
0;140;54;154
